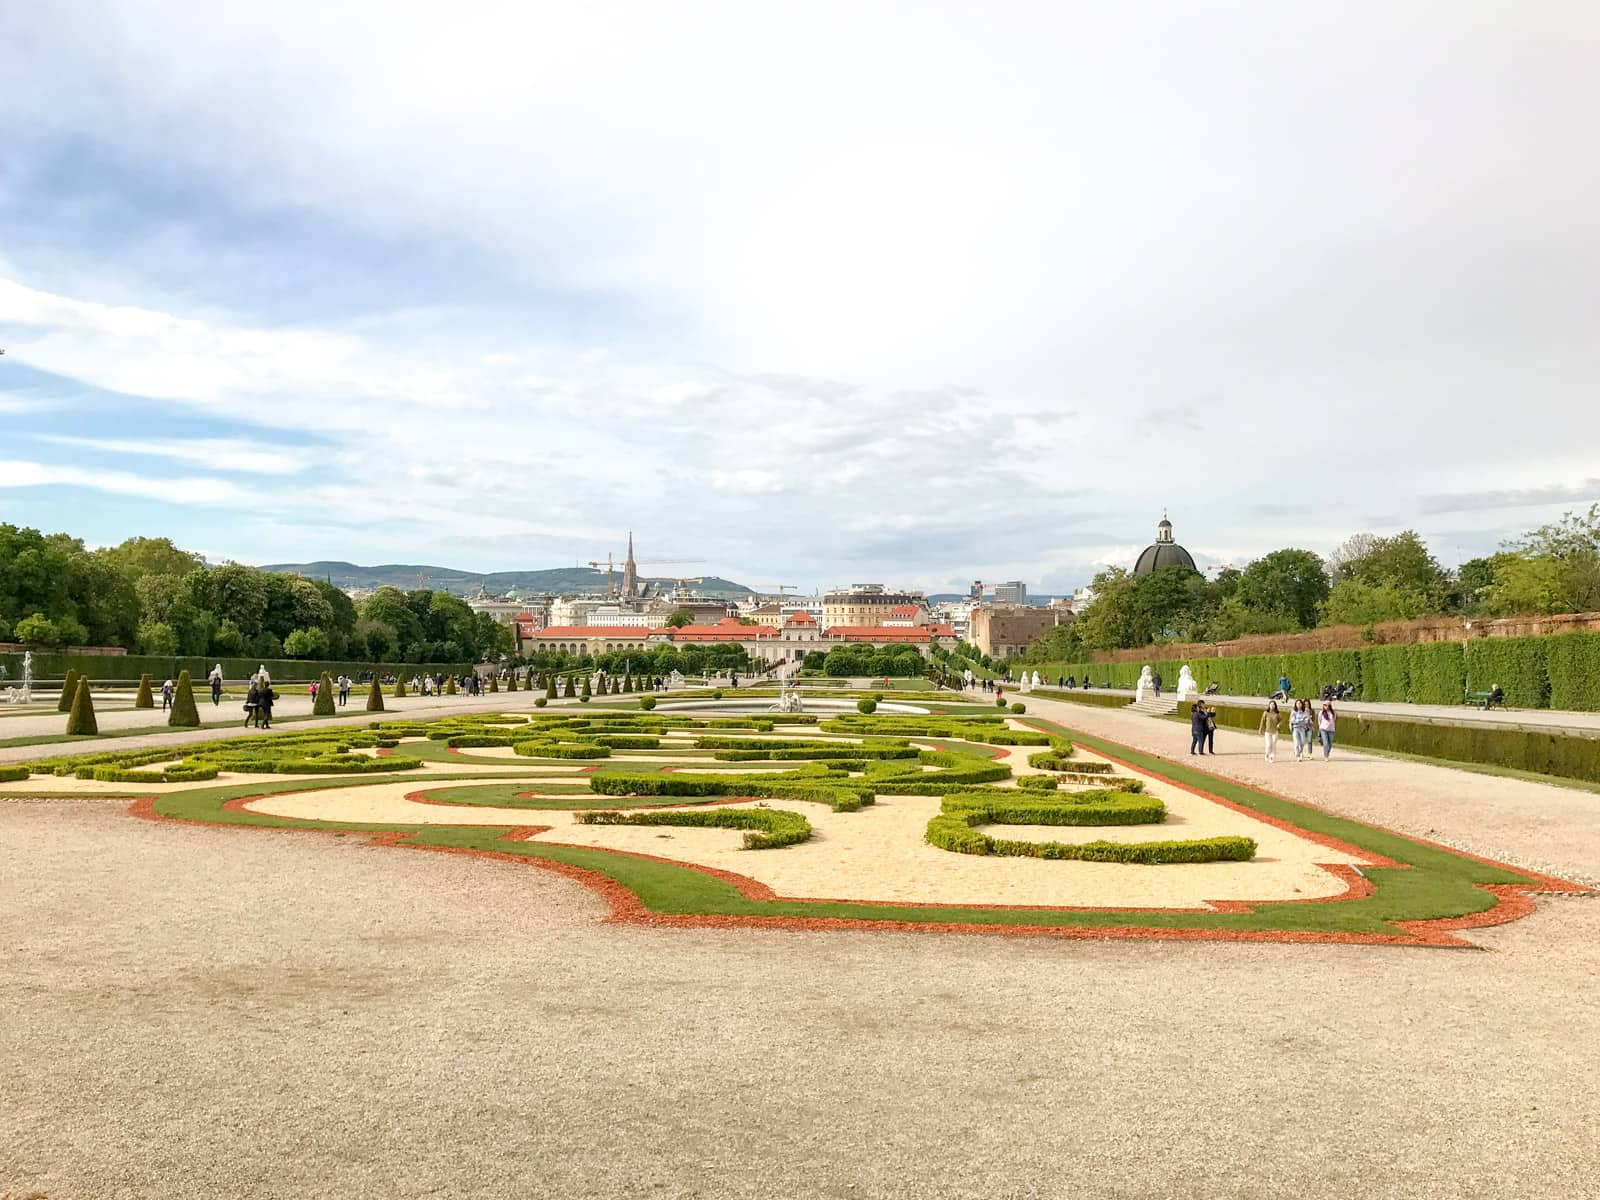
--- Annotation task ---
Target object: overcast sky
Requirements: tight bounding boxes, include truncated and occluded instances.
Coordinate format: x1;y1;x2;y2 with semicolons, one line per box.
2;1;1597;595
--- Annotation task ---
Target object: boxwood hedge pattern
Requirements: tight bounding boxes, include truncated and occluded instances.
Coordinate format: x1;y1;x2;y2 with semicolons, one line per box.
9;706;1577;943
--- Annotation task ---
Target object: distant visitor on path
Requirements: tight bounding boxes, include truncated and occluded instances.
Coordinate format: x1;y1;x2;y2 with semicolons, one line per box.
1318;701;1336;759
1259;701;1280;763
161;678;174;711
1276;672;1291;701
244;678;259;726
1290;699;1312;760
1189;702;1210;755
209;664;223;706
1488;683;1505;709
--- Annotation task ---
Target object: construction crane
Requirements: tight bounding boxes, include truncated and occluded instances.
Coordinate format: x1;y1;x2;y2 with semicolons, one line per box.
668;576;706;601
753;584;799;601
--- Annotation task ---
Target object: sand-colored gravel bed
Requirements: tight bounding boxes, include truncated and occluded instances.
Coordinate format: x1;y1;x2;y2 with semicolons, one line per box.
242;754;1369;908
4;799;1595;1200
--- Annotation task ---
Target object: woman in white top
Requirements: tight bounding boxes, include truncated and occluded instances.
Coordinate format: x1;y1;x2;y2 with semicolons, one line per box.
1289;699;1313;761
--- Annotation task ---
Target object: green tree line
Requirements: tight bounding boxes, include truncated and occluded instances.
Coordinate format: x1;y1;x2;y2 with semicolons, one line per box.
0;528;513;663
1037;506;1600;656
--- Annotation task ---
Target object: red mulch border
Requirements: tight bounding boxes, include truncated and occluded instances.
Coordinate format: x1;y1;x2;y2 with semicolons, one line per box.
123;720;1591;948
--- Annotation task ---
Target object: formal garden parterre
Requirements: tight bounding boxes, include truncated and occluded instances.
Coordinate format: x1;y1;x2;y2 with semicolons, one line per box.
2;703;1584;946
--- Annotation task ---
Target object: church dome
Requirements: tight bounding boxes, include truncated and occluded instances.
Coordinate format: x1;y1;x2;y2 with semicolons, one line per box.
1133;513;1197;576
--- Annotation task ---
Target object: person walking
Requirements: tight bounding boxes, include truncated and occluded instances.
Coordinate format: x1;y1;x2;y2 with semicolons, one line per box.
1318;700;1337;760
1290;699;1312;760
1204;703;1217;754
338;674;350;706
161;678;174;711
244;677;259;727
1259;700;1280;762
209;663;224;706
1152;670;1163;698
1277;672;1291;701
1190;701;1209;755
258;678;275;729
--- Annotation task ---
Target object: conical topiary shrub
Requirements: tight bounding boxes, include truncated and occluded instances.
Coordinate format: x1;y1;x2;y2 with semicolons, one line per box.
446;675;457;695
134;673;155;709
506;672;518;692
313;671;336;716
580;675;592;703
168;669;200;727
562;674;574;698
489;673;499;693
57;668;80;713
393;675;407;699
544;675;555;699
366;676;385;712
66;675;98;735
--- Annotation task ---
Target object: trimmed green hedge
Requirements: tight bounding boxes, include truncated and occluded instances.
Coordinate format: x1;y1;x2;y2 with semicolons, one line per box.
81;764;221;784
1466;636;1548;709
575;806;811;850
1032;631;1600;709
589;772;873;812
0;651;471;685
0;765;29;782
927;792;1252;862
1178;701;1600;783
1547;633;1600;711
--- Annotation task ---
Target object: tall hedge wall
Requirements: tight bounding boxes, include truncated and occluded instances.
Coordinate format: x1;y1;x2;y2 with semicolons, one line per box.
1546;633;1600;712
1030;628;1600;710
0;652;471;686
1465;636;1548;710
1175;701;1600;783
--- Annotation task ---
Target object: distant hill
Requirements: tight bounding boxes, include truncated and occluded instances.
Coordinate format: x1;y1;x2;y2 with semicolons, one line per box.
261;561;754;599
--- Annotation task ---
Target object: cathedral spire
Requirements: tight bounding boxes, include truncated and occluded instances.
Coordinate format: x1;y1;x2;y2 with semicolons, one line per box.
622;531;639;600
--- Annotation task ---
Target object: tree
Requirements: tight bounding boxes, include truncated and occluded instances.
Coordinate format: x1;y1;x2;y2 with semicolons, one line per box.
1486;505;1600;615
313;671;337;716
98;536;204;581
665;608;694;628
134;673;155;709
136;619;180;657
283;627;330;659
14;613;65;649
1328;530;1447;609
366;676;385;712
168;670;200;727
1318;578;1433;626
1072;568;1139;650
1232;549;1329;629
65;675;98;736
1018;622;1082;664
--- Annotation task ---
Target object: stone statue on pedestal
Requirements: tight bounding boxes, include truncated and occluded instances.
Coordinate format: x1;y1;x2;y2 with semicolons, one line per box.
1135;665;1154;703
1176;664;1198;700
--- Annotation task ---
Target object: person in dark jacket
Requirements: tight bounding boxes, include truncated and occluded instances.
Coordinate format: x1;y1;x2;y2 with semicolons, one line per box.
258;680;275;729
244;679;259;727
1190;702;1210;754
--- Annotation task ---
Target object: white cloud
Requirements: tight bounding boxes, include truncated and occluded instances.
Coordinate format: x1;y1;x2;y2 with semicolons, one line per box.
2;3;1599;582
33;434;306;475
0;459;248;506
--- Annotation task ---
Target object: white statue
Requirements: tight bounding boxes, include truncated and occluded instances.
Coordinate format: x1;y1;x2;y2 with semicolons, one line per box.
1135;664;1154;702
1176;664;1198;700
21;650;33;704
1031;670;1042;689
257;663;271;684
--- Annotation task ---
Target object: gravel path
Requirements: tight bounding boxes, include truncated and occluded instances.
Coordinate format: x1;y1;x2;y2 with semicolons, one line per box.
2;799;1596;1199
1012;692;1600;887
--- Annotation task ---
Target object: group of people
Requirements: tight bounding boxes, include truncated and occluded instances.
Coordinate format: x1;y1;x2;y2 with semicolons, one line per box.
1258;698;1338;761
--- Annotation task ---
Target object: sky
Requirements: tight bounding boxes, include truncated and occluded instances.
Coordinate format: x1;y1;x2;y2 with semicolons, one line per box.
2;1;1597;597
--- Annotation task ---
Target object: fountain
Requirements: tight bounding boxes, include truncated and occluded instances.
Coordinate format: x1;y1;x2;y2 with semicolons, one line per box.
769;678;805;714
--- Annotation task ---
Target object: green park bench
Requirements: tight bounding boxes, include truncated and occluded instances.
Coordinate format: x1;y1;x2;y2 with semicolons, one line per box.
1464;690;1503;709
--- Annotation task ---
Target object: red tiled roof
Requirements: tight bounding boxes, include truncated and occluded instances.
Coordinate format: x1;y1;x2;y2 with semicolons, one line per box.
926;624;956;637
783;611;818;625
826;626;933;642
887;604;923;617
531;626;663;638
670;618;780;641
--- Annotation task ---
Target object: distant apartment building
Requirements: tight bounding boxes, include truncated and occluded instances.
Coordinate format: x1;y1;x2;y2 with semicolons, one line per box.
584;605;654;628
822;584;926;630
970;603;1067;658
994;580;1027;604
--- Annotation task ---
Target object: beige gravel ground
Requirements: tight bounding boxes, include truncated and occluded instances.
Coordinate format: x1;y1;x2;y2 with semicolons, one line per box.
2;798;1596;1200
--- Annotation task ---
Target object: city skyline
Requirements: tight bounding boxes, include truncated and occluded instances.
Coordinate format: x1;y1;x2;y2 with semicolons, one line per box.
3;3;1597;592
